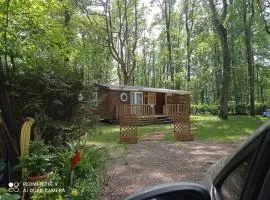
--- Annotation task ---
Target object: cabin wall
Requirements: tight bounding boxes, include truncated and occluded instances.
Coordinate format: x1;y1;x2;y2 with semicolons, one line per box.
95;86;190;120
166;94;188;104
96;88;130;120
172;94;181;104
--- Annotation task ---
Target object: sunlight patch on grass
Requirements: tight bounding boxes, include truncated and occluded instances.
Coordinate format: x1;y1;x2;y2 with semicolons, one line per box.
87;116;268;150
192;115;268;142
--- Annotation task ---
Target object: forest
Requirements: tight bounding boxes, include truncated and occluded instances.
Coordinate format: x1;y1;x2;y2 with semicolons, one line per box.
0;0;269;198
1;0;270;123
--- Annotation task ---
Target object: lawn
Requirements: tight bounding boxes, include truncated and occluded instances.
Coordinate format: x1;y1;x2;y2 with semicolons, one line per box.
87;115;269;153
87;123;172;155
192;115;268;141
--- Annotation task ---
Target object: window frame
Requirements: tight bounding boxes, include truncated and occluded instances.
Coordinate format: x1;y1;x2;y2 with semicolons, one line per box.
130;92;143;105
214;134;263;200
214;129;270;200
258;167;270;200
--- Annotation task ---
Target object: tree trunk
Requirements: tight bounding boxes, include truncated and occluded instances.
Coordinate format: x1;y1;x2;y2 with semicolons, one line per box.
184;0;195;85
164;1;174;86
219;34;231;119
208;0;231;120
243;0;255;116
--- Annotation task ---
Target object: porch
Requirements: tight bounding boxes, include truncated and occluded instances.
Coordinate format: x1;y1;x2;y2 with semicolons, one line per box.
116;104;188;124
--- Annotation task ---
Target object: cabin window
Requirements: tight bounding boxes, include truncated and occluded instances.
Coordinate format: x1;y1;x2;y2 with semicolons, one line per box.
90;92;98;105
130;92;143;105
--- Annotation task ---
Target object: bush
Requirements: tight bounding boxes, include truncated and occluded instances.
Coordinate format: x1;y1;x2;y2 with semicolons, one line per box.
234;103;248;115
191;104;219;115
71;146;108;200
191;103;268;116
208;105;219;115
255;103;267;115
30;143;108;200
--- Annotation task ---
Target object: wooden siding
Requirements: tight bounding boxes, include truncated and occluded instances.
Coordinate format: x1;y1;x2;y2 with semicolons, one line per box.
95;85;190;121
96;88;130;120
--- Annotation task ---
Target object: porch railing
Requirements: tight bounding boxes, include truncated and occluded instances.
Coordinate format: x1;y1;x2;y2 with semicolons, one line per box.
163;104;189;116
116;104;155;119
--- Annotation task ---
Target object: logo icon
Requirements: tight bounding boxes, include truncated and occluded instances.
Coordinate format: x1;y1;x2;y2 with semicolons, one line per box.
8;182;20;192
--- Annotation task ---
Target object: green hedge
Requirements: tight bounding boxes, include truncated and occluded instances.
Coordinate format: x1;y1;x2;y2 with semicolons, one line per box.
191;104;219;115
191;103;268;115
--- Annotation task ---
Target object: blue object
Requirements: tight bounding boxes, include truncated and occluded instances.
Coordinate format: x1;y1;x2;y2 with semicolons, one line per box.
262;111;270;117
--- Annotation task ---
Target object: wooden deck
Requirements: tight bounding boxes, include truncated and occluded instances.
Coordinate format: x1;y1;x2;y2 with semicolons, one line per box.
116;104;189;125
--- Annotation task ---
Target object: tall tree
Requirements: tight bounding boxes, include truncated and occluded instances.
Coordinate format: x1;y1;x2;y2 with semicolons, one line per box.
103;0;139;85
208;0;231;119
243;0;255;116
256;0;270;35
155;0;174;87
183;0;195;87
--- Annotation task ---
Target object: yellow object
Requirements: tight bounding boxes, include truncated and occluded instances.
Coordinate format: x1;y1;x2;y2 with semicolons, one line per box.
20;118;38;157
20;118;39;179
71;189;78;197
56;194;63;200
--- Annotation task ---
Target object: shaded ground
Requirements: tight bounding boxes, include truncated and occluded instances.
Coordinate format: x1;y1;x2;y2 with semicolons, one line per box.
102;140;241;200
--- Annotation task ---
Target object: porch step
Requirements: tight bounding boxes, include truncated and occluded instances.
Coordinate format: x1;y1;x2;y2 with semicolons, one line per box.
116;115;173;126
137;117;157;126
156;116;172;124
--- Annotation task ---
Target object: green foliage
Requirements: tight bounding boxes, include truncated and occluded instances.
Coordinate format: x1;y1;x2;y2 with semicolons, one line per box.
234;103;248;115
191;104;219;115
71;146;108;200
255;103;267;115
0;188;20;200
191;103;268;116
30;144;108;200
17;140;56;177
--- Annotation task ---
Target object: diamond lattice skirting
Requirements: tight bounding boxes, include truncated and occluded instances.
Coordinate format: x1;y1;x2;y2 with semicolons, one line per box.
119;115;138;143
173;112;193;141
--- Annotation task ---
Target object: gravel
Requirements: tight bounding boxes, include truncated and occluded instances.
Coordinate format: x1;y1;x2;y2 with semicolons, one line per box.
102;140;240;200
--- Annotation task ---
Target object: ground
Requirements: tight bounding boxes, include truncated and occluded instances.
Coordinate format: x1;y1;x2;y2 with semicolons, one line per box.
87;115;268;200
102;140;240;200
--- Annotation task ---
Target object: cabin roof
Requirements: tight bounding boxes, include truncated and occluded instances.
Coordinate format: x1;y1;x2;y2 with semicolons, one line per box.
94;83;190;95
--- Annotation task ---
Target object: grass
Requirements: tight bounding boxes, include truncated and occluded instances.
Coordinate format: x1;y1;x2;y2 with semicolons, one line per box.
87;123;172;155
87;115;269;152
191;115;268;142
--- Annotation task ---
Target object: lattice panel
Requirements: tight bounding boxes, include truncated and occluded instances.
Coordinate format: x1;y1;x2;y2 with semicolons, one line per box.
173;112;193;141
119;115;138;143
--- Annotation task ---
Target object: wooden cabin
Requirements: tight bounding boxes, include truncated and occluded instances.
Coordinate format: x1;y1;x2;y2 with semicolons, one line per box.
94;83;190;124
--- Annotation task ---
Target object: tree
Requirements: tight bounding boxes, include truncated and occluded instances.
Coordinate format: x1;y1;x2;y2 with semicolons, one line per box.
183;0;195;86
154;0;175;87
101;0;139;85
208;0;231;119
256;0;270;35
243;0;255;116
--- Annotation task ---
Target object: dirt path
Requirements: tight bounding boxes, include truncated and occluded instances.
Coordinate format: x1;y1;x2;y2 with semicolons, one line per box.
102;140;240;200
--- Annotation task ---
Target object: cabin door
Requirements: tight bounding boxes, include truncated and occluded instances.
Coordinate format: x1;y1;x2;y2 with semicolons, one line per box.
155;93;165;115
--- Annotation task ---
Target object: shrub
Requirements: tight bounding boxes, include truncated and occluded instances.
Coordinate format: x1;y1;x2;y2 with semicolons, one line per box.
255;103;267;115
30;144;108;200
16;140;56;177
234;103;248;115
208;105;219;115
71;146;108;200
191;104;219;115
